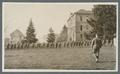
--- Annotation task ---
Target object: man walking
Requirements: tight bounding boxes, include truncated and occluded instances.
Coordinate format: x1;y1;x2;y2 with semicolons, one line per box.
91;34;103;62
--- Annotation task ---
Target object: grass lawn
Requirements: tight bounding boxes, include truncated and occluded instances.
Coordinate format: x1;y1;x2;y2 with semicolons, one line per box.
4;46;116;70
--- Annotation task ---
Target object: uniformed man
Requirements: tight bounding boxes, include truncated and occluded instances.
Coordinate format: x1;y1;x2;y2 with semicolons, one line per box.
91;34;103;62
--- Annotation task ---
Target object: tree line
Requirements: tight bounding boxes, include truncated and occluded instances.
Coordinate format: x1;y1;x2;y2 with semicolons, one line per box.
22;5;116;44
86;5;116;43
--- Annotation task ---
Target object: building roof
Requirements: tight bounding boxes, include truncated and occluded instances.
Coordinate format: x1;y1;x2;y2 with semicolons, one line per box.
74;9;92;14
67;9;92;22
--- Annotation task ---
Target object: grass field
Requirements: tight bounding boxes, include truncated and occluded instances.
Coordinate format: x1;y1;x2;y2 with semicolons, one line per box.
4;46;116;70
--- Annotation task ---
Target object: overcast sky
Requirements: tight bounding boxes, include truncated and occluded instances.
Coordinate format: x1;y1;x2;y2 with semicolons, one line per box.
3;3;94;42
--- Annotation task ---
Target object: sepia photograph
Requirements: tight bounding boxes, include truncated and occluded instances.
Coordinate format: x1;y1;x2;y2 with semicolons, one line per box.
2;2;118;72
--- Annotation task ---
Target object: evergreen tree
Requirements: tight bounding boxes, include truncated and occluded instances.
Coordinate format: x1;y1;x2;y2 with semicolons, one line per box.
47;27;56;43
26;19;38;43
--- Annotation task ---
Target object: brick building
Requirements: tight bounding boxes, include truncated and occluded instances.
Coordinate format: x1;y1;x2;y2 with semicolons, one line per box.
67;9;93;41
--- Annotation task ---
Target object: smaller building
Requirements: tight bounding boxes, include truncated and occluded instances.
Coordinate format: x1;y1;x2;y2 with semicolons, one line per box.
10;29;25;44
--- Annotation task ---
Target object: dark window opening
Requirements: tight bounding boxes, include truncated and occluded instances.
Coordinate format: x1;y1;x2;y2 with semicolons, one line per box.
80;25;82;31
80;16;82;21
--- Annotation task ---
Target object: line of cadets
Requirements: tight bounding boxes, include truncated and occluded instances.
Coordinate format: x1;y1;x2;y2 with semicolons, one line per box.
5;41;92;49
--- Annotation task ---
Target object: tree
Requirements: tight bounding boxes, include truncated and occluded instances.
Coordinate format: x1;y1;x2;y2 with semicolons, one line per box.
87;5;116;41
26;19;38;44
47;27;56;43
57;25;68;42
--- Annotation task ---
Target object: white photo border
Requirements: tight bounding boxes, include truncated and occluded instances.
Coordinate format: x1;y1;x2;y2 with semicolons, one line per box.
2;2;118;72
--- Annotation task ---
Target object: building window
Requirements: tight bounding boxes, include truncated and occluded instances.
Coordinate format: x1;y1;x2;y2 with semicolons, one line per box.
86;26;88;30
80;16;82;21
86;18;88;22
70;37;72;41
80;25;82;31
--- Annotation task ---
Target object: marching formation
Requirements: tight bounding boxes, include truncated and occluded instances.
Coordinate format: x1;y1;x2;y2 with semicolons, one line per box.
5;40;92;49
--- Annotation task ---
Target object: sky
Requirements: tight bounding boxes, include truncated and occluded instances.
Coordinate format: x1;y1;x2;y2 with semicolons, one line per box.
3;3;94;42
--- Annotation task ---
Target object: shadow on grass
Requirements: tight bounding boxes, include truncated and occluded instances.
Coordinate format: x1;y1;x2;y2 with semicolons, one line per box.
97;60;116;63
